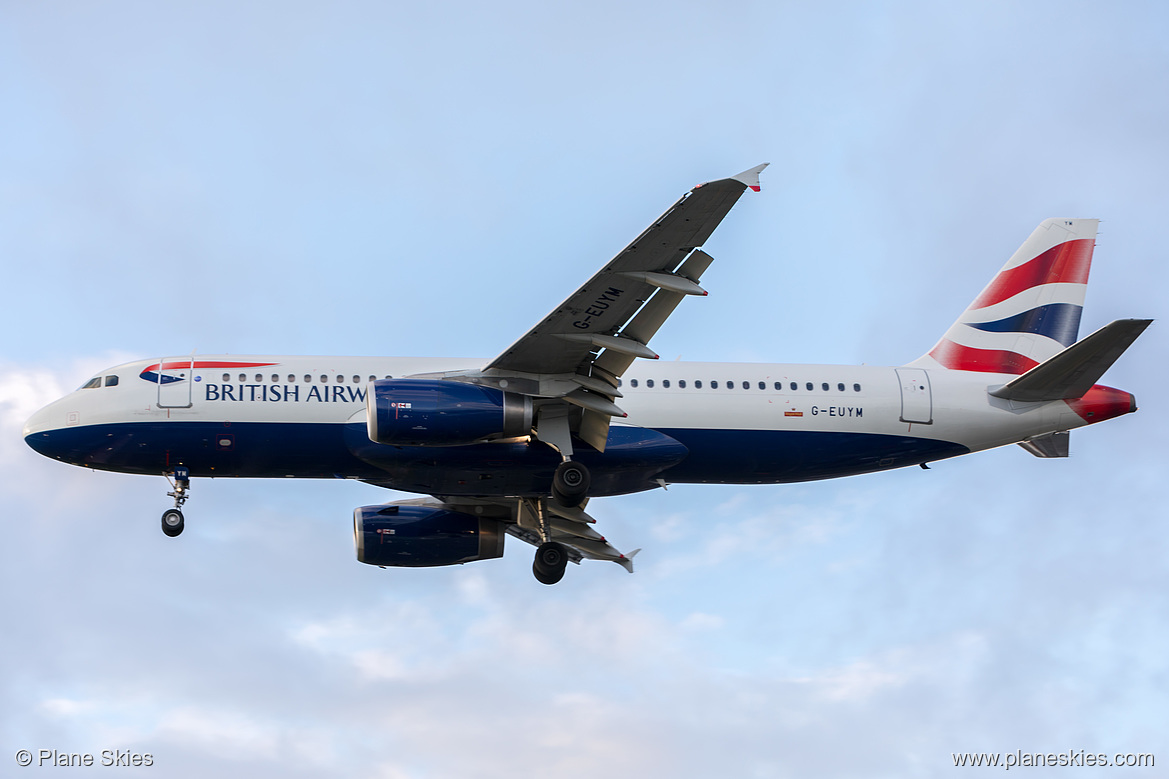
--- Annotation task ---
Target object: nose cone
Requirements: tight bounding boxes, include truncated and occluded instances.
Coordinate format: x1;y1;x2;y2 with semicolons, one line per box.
24;404;53;438
23;398;73;459
1066;384;1137;424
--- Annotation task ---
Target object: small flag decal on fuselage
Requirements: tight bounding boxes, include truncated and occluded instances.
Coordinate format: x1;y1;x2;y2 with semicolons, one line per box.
784;410;803;417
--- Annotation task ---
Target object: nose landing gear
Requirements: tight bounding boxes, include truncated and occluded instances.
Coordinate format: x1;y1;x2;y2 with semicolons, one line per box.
161;466;190;537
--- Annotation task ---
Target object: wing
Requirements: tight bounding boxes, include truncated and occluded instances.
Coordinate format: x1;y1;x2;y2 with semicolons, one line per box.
487;163;768;377
381;167;767;576
422;164;767;452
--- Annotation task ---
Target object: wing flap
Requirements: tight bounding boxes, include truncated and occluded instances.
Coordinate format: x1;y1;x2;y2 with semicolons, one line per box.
594;249;716;379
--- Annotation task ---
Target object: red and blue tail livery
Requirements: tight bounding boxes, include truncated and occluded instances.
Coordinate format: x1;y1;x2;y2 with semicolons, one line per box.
23;169;1150;585
919;218;1097;374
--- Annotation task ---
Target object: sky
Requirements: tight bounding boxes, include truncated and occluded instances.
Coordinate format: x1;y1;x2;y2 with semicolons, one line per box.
2;1;1167;776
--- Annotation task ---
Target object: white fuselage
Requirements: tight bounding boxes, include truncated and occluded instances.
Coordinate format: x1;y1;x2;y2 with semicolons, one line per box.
24;354;1103;493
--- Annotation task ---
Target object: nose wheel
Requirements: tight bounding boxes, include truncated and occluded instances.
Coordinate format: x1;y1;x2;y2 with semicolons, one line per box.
161;466;190;538
161;508;185;537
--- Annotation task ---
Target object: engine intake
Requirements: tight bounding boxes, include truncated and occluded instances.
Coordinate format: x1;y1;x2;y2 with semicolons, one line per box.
367;379;532;446
353;503;506;567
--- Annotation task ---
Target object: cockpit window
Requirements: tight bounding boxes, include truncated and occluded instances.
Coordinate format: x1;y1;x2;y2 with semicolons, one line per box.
80;377;102;389
104;375;119;387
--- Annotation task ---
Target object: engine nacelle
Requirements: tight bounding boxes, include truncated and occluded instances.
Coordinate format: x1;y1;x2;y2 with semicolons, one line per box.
353;503;506;567
366;379;532;446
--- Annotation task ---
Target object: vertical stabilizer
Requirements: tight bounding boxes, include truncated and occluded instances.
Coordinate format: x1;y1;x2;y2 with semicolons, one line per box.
910;219;1098;374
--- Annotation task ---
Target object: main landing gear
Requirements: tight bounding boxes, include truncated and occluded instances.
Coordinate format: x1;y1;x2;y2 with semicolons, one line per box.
526;459;591;584
532;541;568;585
551;460;589;508
161;466;190;537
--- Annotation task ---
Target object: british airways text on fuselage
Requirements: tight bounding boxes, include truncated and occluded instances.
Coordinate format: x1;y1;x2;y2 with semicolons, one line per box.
202;383;367;403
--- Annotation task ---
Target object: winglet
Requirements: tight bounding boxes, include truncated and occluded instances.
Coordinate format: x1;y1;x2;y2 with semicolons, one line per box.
617;548;642;574
731;162;769;192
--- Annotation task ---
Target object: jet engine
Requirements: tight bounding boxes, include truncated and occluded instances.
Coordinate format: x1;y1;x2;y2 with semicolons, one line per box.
353;503;506;567
366;379;532;446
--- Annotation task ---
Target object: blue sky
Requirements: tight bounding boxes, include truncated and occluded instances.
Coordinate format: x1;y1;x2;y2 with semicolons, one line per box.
2;2;1167;776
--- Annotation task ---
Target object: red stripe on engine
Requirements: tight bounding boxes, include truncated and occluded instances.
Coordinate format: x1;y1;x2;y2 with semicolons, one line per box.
929;340;1040;374
971;238;1093;310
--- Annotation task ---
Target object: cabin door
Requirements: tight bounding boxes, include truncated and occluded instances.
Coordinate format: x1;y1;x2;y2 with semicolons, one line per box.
157;355;195;409
895;368;933;424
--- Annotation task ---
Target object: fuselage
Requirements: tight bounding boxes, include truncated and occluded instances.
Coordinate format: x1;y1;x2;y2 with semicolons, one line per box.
22;354;1134;498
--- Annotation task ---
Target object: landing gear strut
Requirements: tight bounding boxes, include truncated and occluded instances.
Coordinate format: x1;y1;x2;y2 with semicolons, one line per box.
161;466;190;538
552;460;589;508
532;541;568;585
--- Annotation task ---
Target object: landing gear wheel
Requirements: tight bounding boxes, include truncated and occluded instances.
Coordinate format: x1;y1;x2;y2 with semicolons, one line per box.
552;461;590;508
161;509;185;538
532;541;568;585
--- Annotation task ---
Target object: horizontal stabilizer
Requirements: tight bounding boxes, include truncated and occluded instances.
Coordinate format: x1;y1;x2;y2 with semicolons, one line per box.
989;319;1152;402
1018;431;1069;458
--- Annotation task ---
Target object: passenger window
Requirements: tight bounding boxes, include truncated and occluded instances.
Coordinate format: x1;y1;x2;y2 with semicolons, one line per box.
369;376;376;382
353;375;361;384
223;373;230;382
617;379;622;387
81;377;102;389
711;380;718;389
679;379;687;388
822;382;829;391
743;381;750;390
806;382;813;391
695;380;702;389
104;375;119;387
631;379;639;388
758;381;765;390
774;382;781;391
663;379;670;388
726;380;734;389
853;383;862;392
837;382;845;392
336;375;344;383
239;373;247;382
647;379;655;388
288;374;296;382
304;374;312;383
320;375;328;383
254;373;262;382
270;374;278;382
790;382;797;391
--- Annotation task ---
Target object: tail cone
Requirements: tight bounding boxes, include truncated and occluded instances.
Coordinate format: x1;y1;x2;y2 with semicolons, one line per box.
1066;385;1137;424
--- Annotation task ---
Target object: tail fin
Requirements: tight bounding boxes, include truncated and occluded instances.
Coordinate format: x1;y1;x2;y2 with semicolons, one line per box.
911;219;1098;374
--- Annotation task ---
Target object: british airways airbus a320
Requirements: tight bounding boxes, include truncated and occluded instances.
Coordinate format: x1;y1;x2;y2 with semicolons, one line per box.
24;165;1151;584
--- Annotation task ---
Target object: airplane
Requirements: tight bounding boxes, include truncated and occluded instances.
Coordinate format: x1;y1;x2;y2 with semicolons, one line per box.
23;164;1152;584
